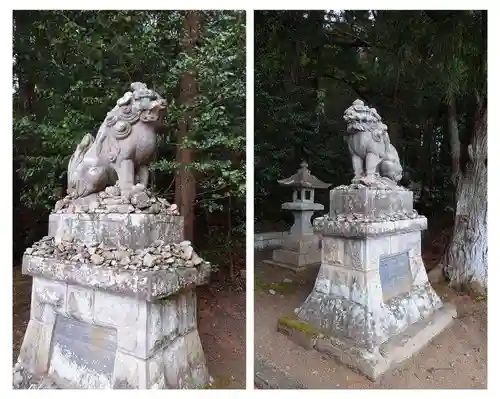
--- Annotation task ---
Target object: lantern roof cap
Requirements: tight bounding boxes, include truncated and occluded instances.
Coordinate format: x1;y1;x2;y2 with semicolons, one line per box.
278;161;331;189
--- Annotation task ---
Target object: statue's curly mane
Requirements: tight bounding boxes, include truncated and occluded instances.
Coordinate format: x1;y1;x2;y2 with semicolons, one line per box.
343;100;389;143
95;83;167;160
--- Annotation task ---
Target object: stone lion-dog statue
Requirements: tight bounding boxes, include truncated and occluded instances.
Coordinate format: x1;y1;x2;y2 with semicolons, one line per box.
67;82;167;199
343;99;403;188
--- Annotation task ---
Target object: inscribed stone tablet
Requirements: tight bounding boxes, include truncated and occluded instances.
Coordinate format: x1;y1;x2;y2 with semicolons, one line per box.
379;252;411;301
48;316;117;388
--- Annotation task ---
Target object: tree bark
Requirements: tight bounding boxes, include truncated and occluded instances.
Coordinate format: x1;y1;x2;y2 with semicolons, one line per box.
443;102;487;292
175;11;199;242
448;96;461;186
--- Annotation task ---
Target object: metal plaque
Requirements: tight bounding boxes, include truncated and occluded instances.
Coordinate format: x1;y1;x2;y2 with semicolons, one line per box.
379;252;411;301
49;315;117;388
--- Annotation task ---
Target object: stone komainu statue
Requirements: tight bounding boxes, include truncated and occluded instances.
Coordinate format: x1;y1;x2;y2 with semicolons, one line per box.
67;82;167;199
343;99;403;186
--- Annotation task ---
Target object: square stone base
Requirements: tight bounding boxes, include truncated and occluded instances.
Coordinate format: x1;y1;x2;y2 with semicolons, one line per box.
263;251;320;272
16;275;210;389
264;235;321;272
278;303;456;381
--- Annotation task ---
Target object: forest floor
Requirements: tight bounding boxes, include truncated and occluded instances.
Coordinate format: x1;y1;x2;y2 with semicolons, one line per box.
254;245;487;389
12;263;246;389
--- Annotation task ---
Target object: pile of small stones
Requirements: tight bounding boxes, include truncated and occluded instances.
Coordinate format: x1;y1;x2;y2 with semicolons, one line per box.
54;183;179;215
316;209;420;224
25;236;208;272
337;181;407;191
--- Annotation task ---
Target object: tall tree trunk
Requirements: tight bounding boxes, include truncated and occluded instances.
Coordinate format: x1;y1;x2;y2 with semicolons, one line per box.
448;96;461;186
175;11;199;242
443;101;487;293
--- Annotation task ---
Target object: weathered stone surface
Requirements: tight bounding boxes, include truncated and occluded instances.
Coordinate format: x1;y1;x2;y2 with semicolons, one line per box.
278;303;455;381
67;284;94;323
111;329;208;389
320;233;421;272
314;214;427;238
267;247;321;272
379;252;412;301
16;277;210;389
23;254;210;301
343;99;403;188
66;82;167;200
47;316;117;388
281;184;456;380
15;81;211;390
17;320;53;376
266;224;323;271
281;233;320;253
295;282;443;350
329;185;414;219
254;231;290;250
49;213;183;249
12;362;60;389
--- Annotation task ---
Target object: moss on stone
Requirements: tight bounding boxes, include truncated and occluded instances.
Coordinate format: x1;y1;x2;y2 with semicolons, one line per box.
278;315;322;337
201;376;233;389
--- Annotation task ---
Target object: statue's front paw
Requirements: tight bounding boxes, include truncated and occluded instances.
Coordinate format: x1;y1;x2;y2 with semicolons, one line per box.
361;174;377;184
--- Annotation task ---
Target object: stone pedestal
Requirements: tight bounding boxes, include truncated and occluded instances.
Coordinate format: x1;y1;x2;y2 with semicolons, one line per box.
264;202;323;272
278;186;456;380
15;212;211;389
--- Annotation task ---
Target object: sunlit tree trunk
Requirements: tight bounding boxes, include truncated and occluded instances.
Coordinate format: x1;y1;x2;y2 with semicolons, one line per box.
442;99;487;293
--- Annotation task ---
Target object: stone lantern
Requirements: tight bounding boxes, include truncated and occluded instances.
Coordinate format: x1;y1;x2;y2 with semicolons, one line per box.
264;161;331;272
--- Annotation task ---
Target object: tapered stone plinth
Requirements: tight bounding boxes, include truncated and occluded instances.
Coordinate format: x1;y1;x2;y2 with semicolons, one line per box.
278;185;456;380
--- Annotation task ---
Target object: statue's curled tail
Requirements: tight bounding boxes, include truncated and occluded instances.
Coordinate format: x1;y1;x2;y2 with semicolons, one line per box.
67;134;94;198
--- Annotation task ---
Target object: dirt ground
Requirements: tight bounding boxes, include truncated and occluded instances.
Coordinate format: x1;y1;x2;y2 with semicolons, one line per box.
12;267;246;389
254;249;487;389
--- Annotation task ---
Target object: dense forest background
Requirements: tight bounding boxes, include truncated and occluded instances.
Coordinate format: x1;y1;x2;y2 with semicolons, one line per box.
255;10;487;292
13;10;246;281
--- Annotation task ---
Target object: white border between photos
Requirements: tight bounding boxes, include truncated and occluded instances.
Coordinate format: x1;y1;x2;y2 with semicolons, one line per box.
1;1;498;398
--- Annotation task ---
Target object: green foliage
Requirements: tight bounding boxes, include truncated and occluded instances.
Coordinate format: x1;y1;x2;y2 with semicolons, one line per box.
14;10;245;211
13;10;246;262
153;11;246;210
255;10;486;224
